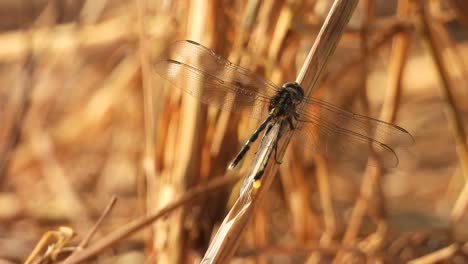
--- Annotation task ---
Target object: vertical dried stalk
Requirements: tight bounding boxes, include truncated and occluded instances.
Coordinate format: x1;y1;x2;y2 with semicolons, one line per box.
0;56;33;186
210;0;261;157
152;1;215;263
277;0;321;247
326;21;410;88
135;0;160;261
380;5;410;123
315;155;337;248
416;0;468;223
268;1;299;62
295;0;358;94
0;10;35;185
136;0;154;214
202;1;358;262
280;146;321;242
338;0;411;261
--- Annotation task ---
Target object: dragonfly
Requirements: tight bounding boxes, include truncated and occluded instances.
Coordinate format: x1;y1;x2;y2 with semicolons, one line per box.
153;40;414;188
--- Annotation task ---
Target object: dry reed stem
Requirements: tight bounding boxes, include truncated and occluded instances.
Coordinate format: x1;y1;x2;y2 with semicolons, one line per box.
201;1;358;263
274;0;319;247
380;4;410;123
204;0;280;260
338;0;411;261
253;203;268;264
251;0;278;60
5;1;464;263
429;17;468;226
135;0;156;172
202;124;282;263
25;226;76;264
135;0;156;221
326;20;411;88
267;1;298;62
407;243;459;264
416;0;468;223
61;174;239;264
295;0;358;93
134;0;161;258
275;2;321;245
0;55;33;186
0;4;35;186
430;21;468;92
210;0;261;158
304;154;336;262
150;0;216;262
280;147;320;242
315;155;337;242
336;2;380;262
75;196;117;250
234;3;269;261
51;196;118;264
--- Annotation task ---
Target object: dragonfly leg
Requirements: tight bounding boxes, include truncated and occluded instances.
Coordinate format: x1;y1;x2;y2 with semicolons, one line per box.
274;139;282;165
273;120;290;165
287;116;296;130
228;115;273;170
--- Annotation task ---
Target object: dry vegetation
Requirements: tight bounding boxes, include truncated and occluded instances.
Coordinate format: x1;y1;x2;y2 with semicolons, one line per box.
0;0;468;263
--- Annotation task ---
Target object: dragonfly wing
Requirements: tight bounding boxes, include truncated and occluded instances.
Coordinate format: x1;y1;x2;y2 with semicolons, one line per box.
158;40;279;95
299;97;414;149
154;59;270;119
153;40;282;119
294;118;399;168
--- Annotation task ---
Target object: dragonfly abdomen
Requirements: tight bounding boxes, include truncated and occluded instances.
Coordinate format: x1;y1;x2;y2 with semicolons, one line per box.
228;115;274;170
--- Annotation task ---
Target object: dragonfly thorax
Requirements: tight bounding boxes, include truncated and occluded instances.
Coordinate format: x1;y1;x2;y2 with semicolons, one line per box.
269;82;304;118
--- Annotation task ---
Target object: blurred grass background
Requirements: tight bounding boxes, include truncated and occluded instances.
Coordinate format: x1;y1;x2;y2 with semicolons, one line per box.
0;0;468;263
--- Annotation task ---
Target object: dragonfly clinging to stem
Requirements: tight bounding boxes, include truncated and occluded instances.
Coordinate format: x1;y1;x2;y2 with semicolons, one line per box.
153;40;414;188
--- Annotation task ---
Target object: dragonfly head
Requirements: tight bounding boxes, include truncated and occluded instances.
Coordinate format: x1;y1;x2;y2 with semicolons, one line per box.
282;82;304;102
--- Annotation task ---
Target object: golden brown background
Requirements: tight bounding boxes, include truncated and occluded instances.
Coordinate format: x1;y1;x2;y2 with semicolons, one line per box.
0;0;467;263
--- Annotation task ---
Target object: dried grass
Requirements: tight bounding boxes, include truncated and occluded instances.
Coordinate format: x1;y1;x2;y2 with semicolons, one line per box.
0;0;467;263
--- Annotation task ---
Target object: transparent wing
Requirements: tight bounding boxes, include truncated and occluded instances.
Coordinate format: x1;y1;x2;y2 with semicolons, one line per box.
295;98;414;168
300;97;414;148
161;40;280;96
153;40;282;119
154;59;271;119
295;118;397;168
